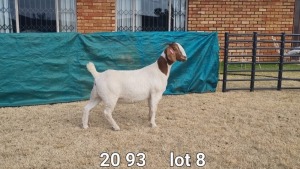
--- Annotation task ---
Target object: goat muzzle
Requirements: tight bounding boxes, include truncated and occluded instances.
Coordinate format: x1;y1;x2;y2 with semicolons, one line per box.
179;55;187;62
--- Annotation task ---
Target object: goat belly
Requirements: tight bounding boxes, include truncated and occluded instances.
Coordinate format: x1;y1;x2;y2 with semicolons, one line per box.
118;82;151;103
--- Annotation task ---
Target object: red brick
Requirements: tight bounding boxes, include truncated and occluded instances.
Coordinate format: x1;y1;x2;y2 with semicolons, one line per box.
76;0;295;59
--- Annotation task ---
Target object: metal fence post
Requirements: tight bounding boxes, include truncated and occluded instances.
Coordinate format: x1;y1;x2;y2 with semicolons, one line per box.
222;32;229;92
250;32;257;92
277;32;285;90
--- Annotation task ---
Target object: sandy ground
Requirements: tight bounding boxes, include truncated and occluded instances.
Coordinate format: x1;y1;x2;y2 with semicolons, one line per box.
0;81;300;169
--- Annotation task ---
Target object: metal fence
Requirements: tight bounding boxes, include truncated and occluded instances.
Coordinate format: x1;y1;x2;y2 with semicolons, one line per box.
222;32;300;92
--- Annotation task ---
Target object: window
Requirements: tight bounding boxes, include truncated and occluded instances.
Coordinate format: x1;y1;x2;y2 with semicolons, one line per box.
0;0;76;33
116;0;187;32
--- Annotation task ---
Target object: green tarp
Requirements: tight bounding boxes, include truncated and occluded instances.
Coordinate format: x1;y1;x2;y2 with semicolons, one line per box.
0;32;219;107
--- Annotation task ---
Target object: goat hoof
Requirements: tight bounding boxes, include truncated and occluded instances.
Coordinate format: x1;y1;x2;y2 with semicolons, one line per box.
151;123;157;128
112;126;120;131
83;125;89;129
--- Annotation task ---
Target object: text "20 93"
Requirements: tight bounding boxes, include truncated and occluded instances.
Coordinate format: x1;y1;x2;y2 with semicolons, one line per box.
100;152;146;167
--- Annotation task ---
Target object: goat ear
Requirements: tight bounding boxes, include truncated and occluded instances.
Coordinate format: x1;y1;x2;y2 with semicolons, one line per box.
166;46;177;62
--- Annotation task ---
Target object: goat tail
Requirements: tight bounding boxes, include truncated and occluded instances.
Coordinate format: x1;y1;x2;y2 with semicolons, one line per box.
86;62;100;79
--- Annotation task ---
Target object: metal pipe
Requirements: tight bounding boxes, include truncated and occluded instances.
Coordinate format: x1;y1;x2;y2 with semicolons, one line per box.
250;32;257;92
185;0;188;31
55;0;59;32
277;32;285;90
132;0;136;32
222;32;229;92
168;0;172;31
14;0;19;33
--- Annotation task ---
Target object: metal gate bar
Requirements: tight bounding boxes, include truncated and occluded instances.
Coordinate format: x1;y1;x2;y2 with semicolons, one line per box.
222;32;300;92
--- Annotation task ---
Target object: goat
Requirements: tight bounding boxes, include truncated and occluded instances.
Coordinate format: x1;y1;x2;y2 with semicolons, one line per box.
82;43;187;130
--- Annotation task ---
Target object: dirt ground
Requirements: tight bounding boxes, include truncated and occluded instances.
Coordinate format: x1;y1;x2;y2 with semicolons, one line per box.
0;81;300;169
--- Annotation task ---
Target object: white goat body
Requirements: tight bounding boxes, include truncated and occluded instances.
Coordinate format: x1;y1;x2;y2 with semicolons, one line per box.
82;43;187;130
88;63;167;103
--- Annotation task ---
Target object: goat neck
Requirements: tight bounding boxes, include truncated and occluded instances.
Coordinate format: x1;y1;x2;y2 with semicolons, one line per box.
157;47;174;76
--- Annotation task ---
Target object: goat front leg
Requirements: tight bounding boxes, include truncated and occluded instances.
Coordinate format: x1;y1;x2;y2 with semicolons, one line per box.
148;94;162;128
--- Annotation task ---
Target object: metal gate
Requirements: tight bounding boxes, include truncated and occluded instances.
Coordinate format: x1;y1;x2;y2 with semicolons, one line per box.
222;32;300;92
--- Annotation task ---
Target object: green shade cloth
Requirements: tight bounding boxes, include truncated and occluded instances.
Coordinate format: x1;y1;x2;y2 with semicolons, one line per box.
0;32;219;107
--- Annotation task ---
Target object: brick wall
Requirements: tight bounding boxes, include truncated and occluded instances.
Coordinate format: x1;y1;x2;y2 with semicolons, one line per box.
189;0;295;33
77;0;295;34
188;0;295;60
76;0;295;59
77;0;115;33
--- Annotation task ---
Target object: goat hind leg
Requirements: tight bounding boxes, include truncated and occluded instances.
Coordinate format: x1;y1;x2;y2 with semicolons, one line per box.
82;86;100;129
103;99;120;131
104;107;120;131
82;98;100;129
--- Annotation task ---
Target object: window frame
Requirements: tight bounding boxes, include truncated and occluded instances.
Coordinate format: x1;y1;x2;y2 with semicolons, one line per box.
115;0;188;32
9;0;77;33
293;0;300;33
293;0;300;46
